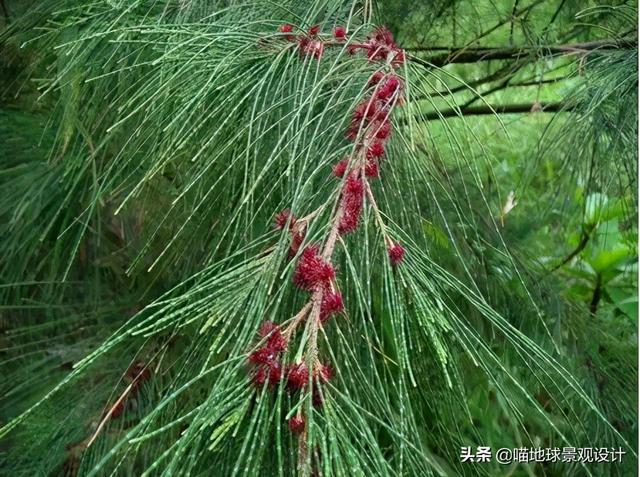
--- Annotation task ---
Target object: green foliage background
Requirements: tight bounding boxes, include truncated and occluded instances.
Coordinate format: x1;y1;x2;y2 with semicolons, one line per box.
0;0;637;476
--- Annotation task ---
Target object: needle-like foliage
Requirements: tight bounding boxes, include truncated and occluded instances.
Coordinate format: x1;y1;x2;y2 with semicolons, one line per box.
0;1;636;476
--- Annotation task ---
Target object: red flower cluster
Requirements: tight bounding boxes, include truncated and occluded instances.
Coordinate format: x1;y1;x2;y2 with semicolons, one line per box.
387;242;405;266
293;245;335;291
332;158;348;178
285;361;333;409
289;415;305;433
275;208;295;230
320;291;344;322
286;361;333;391
286;362;309;390
299;38;324;60
338;173;364;234
279;23;295;42
360;27;405;66
248;321;288;387
278;24;351;61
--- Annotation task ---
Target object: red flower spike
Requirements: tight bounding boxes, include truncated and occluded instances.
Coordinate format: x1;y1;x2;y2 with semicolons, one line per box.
376;75;400;101
287;363;309;390
275;209;296;230
249;347;275;366
388;242;406;266
320;291;344;322
362;27;402;63
268;361;283;384
266;329;288;352
365;159;379;178
372;27;395;45
338;174;364;234
334;26;346;40
309;25;320;36
297;37;309;53
332;159;348;178
289;416;306;433
344;172;364;194
366;141;385;159
293;245;335;291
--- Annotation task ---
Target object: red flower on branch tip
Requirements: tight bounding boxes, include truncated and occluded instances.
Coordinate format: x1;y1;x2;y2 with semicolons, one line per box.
258;320;279;337
334;26;346;40
289;416;305;433
387;242;405;266
293;245;335;291
251;360;282;387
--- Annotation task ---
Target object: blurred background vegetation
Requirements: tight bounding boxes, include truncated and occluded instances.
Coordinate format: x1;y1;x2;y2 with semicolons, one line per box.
0;0;637;476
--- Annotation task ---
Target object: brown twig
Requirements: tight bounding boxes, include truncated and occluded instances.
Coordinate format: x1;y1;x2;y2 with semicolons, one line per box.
407;38;637;66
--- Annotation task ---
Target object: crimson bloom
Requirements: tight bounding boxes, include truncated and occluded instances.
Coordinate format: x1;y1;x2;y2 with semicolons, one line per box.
320;291;344;322
387;242;405;266
293;245;335;291
289;416;305;433
332;158;349;178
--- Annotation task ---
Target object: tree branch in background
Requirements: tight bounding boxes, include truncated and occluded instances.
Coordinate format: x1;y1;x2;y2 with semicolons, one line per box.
420;101;572;121
409;38;637;66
